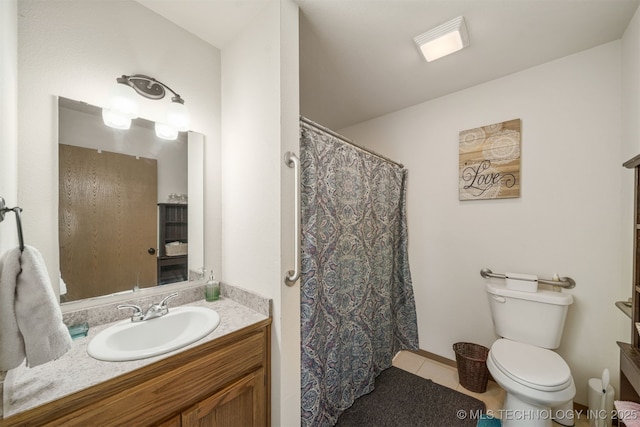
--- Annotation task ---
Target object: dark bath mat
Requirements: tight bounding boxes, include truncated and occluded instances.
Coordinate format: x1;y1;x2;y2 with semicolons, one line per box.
335;366;486;427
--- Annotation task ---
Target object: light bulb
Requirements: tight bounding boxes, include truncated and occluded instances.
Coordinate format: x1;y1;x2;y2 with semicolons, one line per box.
102;108;132;130
165;101;189;132
106;82;140;119
155;122;178;140
419;31;465;62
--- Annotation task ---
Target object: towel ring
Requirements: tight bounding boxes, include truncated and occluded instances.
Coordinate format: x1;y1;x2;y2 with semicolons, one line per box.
0;196;25;252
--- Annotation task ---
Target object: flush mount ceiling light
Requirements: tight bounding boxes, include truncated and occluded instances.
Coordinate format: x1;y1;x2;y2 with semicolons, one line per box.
414;16;469;62
102;74;189;140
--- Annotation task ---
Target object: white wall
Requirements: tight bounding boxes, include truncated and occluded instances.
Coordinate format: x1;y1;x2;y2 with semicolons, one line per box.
622;7;640;162
17;0;221;291
0;0;18;254
221;2;281;297
340;42;625;405
279;1;302;424
0;0;18;411
221;1;299;425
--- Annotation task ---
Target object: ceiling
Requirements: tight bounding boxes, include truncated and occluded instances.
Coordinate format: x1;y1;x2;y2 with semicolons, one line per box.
138;0;639;130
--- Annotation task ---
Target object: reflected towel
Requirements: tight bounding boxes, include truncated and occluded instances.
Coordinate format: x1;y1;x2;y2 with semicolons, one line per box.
0;246;71;370
59;273;68;295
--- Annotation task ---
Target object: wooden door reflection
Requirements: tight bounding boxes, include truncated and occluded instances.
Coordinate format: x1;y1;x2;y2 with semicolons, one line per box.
59;144;157;300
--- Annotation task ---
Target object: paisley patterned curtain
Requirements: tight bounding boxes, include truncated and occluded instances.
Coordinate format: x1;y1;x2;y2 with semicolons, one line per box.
300;119;419;427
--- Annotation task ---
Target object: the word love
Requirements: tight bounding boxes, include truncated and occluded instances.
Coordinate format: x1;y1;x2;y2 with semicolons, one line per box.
461;160;516;197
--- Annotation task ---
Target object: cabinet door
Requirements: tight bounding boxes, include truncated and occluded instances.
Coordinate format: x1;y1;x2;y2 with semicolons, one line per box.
156;414;181;427
182;368;266;427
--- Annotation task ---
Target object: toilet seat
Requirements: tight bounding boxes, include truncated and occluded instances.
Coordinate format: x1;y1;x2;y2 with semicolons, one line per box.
490;339;572;392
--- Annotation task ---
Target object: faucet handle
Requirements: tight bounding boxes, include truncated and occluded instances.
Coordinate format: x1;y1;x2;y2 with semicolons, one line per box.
149;292;178;318
159;292;178;309
118;304;143;322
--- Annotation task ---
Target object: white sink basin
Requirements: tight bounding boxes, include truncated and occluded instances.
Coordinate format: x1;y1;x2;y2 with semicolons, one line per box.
87;306;220;361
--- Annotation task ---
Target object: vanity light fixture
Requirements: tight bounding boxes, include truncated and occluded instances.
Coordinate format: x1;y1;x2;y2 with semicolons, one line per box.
102;74;189;140
414;16;469;62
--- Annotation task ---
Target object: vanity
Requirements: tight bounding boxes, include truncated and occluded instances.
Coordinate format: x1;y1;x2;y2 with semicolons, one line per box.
0;289;271;427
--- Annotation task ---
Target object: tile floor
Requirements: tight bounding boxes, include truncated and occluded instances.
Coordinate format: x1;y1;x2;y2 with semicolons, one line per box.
392;350;590;427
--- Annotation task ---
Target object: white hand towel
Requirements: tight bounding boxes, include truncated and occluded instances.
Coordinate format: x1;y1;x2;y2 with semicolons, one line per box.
0;247;24;370
0;246;72;370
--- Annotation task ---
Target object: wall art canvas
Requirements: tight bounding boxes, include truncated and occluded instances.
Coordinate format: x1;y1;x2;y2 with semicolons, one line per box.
459;118;521;200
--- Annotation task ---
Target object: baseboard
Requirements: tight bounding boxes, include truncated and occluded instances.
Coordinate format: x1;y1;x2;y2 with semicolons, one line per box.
573;401;587;412
412;348;497;383
411;349;457;368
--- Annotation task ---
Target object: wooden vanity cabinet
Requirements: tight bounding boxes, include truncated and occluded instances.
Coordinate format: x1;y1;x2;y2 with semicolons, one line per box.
1;320;271;427
154;367;266;427
181;367;265;426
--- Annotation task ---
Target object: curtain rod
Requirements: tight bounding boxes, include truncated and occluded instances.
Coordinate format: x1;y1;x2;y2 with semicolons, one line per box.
300;116;404;169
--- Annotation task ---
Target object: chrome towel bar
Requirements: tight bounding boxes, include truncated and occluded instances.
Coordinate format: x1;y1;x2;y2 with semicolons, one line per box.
0;196;25;252
284;152;300;286
480;268;575;289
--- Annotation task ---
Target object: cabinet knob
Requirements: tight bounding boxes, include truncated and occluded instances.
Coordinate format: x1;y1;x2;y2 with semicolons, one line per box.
148;248;156;255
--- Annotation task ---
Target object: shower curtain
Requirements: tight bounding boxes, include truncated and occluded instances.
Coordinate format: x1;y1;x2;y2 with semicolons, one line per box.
299;119;419;427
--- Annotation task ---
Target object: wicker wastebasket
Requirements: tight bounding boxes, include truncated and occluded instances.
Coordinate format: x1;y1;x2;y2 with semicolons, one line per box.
453;342;490;393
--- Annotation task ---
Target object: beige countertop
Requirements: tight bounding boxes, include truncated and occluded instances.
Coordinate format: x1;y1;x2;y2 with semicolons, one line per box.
3;297;268;418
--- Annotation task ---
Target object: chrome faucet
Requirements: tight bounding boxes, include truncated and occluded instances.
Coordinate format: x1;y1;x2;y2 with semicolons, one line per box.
117;292;178;322
142;292;178;321
117;304;144;322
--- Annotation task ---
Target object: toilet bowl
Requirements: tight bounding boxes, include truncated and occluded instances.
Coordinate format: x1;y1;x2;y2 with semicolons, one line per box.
487;339;576;427
485;280;575;426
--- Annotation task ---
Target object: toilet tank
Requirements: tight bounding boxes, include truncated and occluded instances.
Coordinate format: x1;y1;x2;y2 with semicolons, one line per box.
486;282;573;349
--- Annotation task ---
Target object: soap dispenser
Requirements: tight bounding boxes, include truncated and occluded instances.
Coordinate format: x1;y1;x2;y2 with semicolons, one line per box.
205;270;220;302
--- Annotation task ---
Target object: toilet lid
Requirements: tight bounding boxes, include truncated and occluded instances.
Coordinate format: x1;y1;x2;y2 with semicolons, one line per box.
490;339;572;392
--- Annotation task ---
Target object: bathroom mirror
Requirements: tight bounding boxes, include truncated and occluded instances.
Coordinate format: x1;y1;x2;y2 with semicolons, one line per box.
58;97;204;303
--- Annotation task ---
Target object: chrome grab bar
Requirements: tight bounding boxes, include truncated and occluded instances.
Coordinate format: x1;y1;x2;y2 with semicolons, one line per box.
284;151;300;286
480;268;575;289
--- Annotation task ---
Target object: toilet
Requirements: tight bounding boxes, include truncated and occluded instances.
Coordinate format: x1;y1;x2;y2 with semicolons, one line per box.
486;281;575;427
